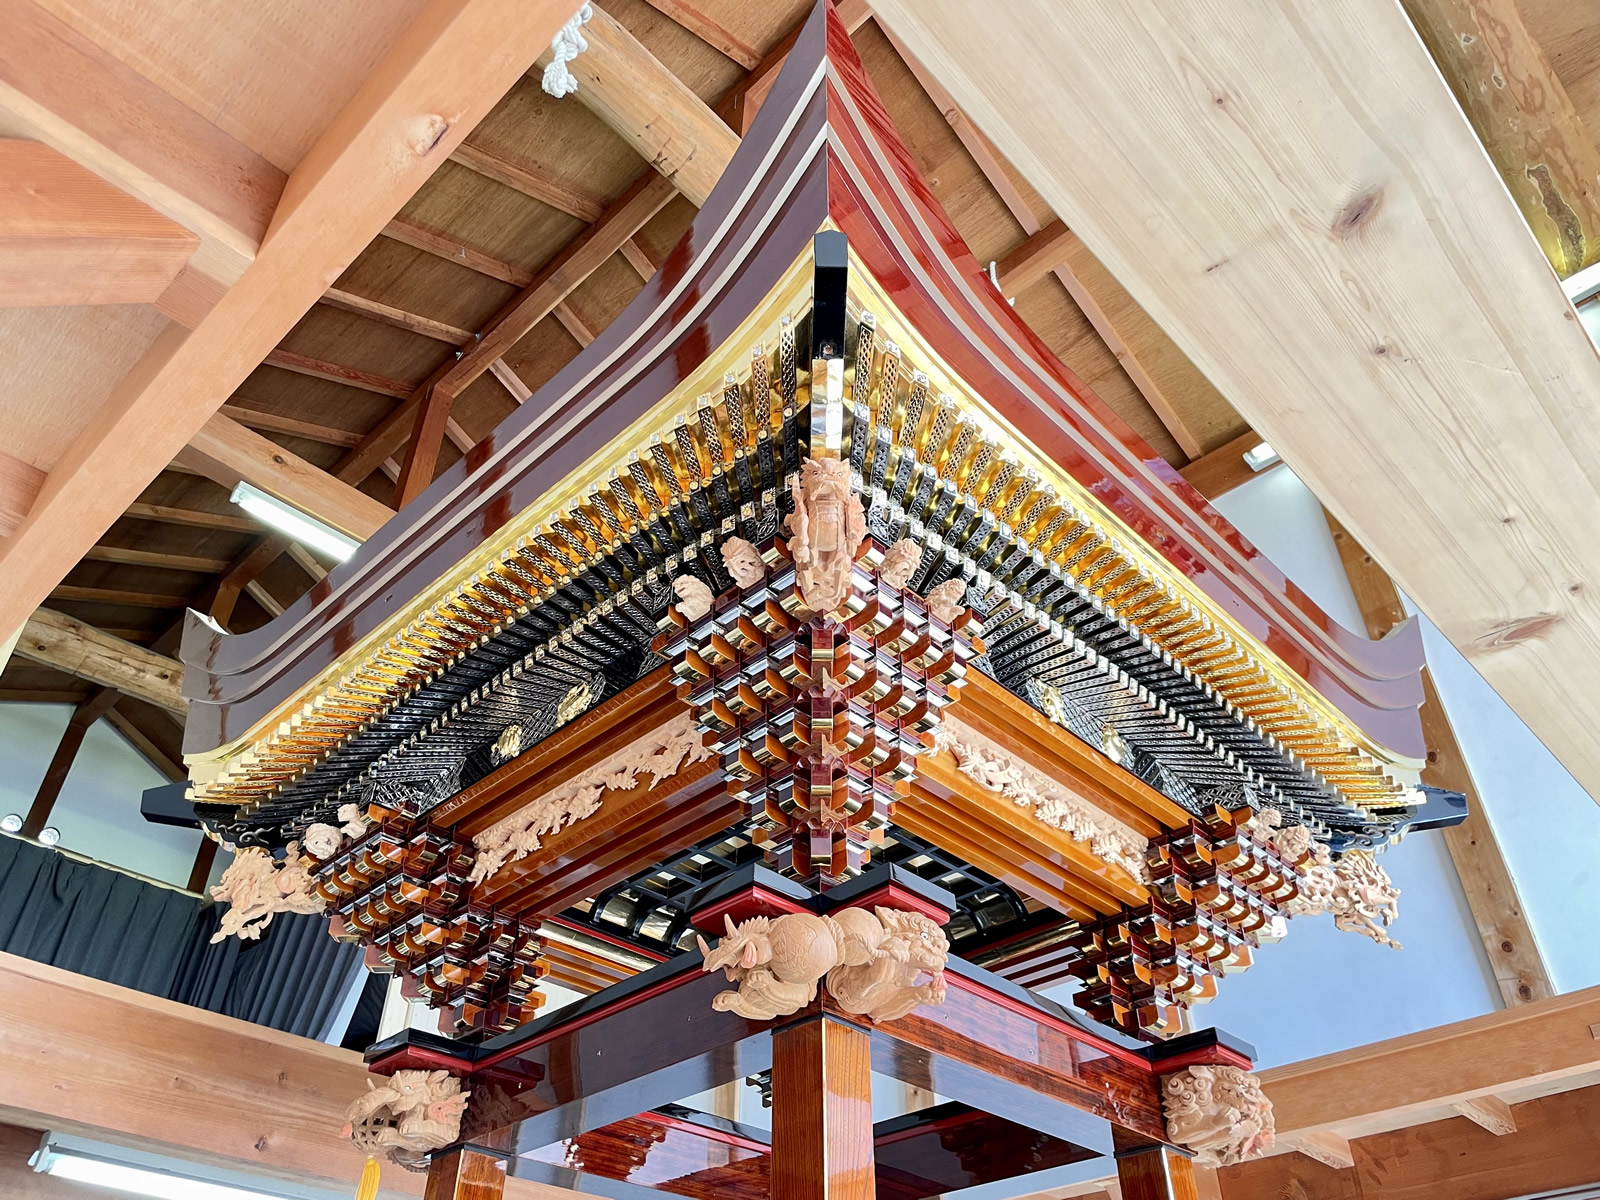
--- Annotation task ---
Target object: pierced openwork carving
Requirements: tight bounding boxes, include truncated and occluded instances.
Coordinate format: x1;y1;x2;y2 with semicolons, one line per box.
208;845;324;942
784;457;867;615
698;906;948;1022
1253;810;1403;948
471;713;714;883
935;725;1149;882
341;1069;471;1170
1161;1065;1275;1167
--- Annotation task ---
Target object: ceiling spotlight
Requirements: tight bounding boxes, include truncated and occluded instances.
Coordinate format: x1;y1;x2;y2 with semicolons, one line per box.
0;813;22;833
1242;441;1281;472
37;826;60;846
230;482;360;563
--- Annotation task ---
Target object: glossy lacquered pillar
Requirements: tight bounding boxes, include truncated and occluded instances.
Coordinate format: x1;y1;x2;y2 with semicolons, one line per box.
1116;1144;1201;1200
772;1017;876;1200
425;1149;506;1200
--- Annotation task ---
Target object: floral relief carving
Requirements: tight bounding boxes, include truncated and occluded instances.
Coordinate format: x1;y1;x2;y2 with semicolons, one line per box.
209;844;325;942
934;724;1150;882
341;1069;471;1170
698;906;948;1023
1161;1064;1275;1167
470;714;713;883
784;457;866;614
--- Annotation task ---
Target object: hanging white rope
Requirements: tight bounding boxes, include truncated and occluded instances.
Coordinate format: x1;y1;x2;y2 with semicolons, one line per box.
542;3;594;98
987;260;1016;307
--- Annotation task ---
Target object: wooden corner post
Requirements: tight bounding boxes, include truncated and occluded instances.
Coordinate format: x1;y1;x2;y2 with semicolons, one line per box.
1116;1144;1201;1200
771;1016;876;1200
424;1149;505;1200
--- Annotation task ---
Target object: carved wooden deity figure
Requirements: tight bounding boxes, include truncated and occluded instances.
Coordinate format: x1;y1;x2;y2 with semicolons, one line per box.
784;457;867;614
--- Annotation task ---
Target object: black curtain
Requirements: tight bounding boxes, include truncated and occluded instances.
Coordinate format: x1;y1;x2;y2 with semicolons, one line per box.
171;907;363;1040
0;835;364;1040
0;835;201;993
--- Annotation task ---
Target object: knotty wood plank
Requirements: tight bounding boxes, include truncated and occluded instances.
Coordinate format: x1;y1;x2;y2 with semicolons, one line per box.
0;139;197;306
869;0;1600;802
16;607;185;714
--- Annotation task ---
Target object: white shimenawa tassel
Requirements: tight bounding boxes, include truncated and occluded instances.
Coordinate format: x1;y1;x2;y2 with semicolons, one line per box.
542;3;594;98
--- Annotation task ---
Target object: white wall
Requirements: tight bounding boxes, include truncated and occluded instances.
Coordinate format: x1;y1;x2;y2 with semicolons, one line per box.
0;702;201;889
1047;467;1507;1069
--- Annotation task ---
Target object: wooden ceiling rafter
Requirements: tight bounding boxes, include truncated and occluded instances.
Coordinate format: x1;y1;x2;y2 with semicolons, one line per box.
0;0;584;640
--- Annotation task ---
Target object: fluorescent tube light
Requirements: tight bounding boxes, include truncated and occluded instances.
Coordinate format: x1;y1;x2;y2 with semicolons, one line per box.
1562;258;1600;305
1242;441;1280;472
32;1134;347;1200
230;481;359;562
43;1155;285;1200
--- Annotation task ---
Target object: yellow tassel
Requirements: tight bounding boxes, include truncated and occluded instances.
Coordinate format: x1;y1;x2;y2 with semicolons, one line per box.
354;1155;380;1200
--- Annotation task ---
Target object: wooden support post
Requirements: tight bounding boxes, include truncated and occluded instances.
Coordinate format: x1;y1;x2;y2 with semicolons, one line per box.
771;1017;875;1200
1324;512;1554;1006
187;837;218;894
1116;1145;1199;1200
20;686;119;838
395;385;456;508
425;1149;506;1200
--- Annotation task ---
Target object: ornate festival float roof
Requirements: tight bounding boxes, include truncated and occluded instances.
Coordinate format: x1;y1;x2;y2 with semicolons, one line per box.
182;0;1462;1080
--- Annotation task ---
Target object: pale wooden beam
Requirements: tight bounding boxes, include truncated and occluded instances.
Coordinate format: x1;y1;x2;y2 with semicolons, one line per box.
0;0;281;284
1451;1094;1517;1135
244;578;285;618
450;140;606;221
1259;985;1600;1143
1399;0;1600;277
123;501;258;534
869;0;1600;802
263;347;412;398
285;542;328;582
640;0;761;70
994;219;1077;295
0;139;197;306
620;236;657;279
219;403;364;448
0;448;45;538
16;608;186;713
1224;1086;1599;1200
184;413;394;540
550;4;740;207
1287;1130;1354;1171
490;358;536;399
83;545;231;573
552;304;595;347
383;217;535;286
1325;513;1554;1007
0;0;580;641
1178;429;1282;500
319;287;474;344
